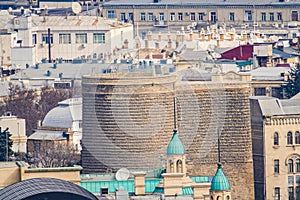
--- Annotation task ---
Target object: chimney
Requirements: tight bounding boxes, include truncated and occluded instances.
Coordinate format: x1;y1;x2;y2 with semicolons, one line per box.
230;32;235;41
217;39;220;47
167;32;171;40
220;33;225;41
242;32;247;42
158;32;162;41
207;32;211;41
147;31;153;41
189;30;193;41
145;39;149;49
176;31;180;42
181;31;185;42
168;39;172;48
124;39;129;49
155;42;159;49
132;172;146;195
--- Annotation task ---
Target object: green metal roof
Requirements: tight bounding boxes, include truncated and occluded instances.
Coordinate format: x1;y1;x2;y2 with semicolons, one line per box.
190;176;210;183
167;130;185;155
182;187;193;195
210;163;230;191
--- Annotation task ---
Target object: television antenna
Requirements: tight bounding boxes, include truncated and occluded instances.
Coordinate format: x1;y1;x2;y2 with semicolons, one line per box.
71;2;82;15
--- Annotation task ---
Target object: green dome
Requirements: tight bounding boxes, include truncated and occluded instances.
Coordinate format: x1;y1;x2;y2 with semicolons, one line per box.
210;163;230;191
167;130;185;155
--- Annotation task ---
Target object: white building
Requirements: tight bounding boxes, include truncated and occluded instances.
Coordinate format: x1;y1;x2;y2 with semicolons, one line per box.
0;115;27;153
0;13;134;68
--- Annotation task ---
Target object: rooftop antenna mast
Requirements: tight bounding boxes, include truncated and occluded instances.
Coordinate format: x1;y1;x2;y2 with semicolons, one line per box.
218;128;221;163
174;97;177;131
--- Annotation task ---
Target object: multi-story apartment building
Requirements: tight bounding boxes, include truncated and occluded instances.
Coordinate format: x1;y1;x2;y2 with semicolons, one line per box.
101;0;300;31
251;94;300;200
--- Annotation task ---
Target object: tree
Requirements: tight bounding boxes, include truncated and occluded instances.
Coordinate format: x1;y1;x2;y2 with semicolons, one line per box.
0;128;13;161
18;142;80;168
282;64;300;98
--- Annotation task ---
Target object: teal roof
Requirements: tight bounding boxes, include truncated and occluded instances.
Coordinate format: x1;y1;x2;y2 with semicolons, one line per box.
210;163;230;191
167;130;185;155
190;176;210;183
182;187;193;195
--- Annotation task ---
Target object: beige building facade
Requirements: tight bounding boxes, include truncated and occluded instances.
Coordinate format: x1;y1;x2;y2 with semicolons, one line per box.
251;94;300;200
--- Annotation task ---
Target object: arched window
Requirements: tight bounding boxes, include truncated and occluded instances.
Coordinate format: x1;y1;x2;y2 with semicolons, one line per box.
176;160;182;173
274;132;279;145
287;132;293;145
296;159;300;172
288;159;294;173
226;196;230;200
216;196;221;200
296;131;300;144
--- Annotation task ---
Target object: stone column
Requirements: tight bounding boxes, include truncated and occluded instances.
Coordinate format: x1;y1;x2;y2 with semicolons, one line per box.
132;172;146;195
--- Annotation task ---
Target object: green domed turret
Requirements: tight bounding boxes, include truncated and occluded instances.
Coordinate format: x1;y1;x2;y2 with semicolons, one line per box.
167;129;185;155
210;163;230;191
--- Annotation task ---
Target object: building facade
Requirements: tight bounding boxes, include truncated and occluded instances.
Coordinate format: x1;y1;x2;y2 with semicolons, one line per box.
251;94;300;200
101;0;300;30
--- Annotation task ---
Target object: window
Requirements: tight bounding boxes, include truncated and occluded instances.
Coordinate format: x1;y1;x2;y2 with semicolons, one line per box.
108;10;115;19
34;143;40;151
275;187;280;200
270;12;275;21
288;132;293;145
245;10;252;21
76;33;87;44
140;12;146;21
296;132;300;144
178;12;183;21
59;33;71;44
199;12;205;21
296;159;300;173
229;12;234;21
292;11;298;21
262;12;266;21
170;13;175;21
274;159;279;173
278;12;282;21
128;13;133;22
272;87;283;99
289;159;294;173
289;187;295;200
159;13;164;21
120;13;126;21
32;34;37;45
254;88;266;96
148;13;154;21
93;33;105;44
191;12;195;21
274;132;279;145
297;186;300;200
210;11;217;23
42;34;53;44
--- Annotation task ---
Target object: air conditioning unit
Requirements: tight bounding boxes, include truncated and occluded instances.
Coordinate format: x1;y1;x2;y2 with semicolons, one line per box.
81;43;86;48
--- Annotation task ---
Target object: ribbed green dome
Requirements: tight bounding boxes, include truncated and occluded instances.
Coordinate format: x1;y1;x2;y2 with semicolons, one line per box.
210;163;230;191
167;130;185;155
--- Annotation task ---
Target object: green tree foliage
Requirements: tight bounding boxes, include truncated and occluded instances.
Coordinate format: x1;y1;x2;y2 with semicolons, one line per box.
0;128;13;161
283;64;300;98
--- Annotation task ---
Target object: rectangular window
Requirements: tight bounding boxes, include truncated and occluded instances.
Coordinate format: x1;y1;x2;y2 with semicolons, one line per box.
199;12;205;21
75;33;87;44
296;176;300;184
245;10;252;21
159;13;164;21
229;12;234;21
289;176;295;185
42;34;53;44
210;11;217;23
270;12;275;21
292;11;298;21
93;33;105;44
32;34;37;45
148;13;153;21
34;143;40;151
59;33;71;44
296;186;300;200
254;88;266;96
128;13;134;22
178;12;183;21
275;187;280;200
140;12;146;21
262;12;266;21
190;12;195;21
108;10;115;19
289;187;295;200
120;13;126;21
170;12;175;21
274;159;279;174
278;12;282;21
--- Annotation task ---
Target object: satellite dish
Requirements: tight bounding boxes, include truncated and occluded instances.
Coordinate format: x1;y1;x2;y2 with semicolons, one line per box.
71;2;82;15
115;168;130;181
293;38;298;43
